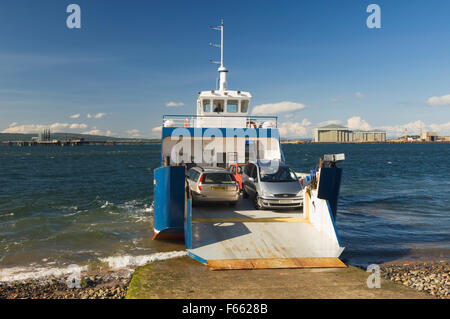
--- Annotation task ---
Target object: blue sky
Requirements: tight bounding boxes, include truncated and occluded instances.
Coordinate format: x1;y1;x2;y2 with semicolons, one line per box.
1;0;450;138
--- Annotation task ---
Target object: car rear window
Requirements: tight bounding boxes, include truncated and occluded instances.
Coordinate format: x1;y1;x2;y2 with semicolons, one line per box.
187;169;201;181
203;173;235;184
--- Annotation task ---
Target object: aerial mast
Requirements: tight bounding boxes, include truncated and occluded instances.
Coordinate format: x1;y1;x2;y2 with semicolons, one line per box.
210;19;228;92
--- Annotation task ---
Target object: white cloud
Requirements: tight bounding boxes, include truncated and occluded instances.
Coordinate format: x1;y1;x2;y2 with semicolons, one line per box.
70;113;80;119
1;122;88;134
165;101;184;107
318;120;342;127
429;122;450;135
284;113;296;119
379;120;450;137
251;101;306;115
87;113;106;119
355;92;365;99
82;127;113;136
151;126;162;138
69;123;88;129
342;119;450;137
94;113;106;118
278;119;311;138
126;129;141;138
330;97;342;103
380;120;425;137
347;116;372;131
426;94;450;107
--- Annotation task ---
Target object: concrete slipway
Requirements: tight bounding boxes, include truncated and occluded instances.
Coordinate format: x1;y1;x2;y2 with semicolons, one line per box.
126;257;431;299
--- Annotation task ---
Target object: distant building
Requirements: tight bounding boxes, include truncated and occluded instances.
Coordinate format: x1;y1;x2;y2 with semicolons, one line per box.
420;132;438;142
314;124;350;142
314;124;386;143
351;129;387;142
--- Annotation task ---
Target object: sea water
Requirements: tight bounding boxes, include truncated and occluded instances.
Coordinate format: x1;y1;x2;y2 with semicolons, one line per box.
0;144;448;281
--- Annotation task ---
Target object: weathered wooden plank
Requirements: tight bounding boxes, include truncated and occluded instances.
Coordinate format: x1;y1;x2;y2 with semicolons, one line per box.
207;257;347;270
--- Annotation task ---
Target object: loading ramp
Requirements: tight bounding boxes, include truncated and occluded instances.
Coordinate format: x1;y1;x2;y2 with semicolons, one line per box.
186;195;345;270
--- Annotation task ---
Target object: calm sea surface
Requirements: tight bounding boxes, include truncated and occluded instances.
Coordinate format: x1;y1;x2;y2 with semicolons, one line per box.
0;144;449;280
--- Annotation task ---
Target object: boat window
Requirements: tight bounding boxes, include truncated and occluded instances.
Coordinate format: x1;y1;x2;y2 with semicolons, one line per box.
241;100;249;113
213;100;224;113
227;100;238;113
203;100;211;112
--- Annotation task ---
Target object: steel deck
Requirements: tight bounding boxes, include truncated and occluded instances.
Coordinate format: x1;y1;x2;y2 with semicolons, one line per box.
188;197;345;269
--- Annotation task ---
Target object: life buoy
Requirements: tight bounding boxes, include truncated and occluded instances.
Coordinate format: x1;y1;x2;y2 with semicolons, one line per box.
246;120;257;128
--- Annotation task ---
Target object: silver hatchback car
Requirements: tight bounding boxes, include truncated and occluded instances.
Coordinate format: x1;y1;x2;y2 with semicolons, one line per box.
242;161;303;210
187;167;240;205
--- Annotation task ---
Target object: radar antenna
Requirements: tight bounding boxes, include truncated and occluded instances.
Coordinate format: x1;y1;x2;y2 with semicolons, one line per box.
209;19;228;92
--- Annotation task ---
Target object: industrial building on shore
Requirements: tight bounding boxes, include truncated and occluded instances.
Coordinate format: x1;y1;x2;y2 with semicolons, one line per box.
314;124;387;143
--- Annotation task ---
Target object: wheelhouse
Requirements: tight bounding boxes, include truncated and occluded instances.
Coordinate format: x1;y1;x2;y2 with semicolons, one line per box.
197;90;252;116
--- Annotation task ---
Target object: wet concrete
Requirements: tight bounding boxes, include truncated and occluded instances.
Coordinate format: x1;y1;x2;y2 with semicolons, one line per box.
126;257;432;299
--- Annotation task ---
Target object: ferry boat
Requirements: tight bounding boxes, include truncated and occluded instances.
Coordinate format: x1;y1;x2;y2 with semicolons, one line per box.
153;20;346;269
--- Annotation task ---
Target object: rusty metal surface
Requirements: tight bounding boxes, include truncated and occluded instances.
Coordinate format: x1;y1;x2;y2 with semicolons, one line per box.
207;257;347;270
189;197;344;267
189;220;344;260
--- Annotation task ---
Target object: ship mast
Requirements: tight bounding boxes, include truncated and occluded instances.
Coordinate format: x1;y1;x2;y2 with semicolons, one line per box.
210;19;228;93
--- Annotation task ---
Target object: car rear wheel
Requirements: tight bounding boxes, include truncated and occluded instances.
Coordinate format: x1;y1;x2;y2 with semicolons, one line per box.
242;187;249;198
190;191;198;207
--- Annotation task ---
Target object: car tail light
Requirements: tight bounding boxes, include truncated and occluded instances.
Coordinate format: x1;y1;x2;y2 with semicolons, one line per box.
198;174;204;191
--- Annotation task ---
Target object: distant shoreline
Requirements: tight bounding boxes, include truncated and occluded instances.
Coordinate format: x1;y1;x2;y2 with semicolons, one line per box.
2;140;450;146
0;140;161;147
0;132;160;146
281;141;450;145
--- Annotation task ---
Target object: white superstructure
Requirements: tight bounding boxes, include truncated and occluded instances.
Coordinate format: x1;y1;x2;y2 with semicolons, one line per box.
195;19;252;128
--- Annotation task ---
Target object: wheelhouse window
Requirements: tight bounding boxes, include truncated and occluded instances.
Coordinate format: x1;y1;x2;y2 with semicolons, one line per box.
227;100;238;113
202;100;211;112
241;100;249;113
213;100;224;113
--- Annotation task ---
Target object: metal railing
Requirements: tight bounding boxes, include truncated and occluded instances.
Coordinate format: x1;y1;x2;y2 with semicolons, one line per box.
162;115;278;129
